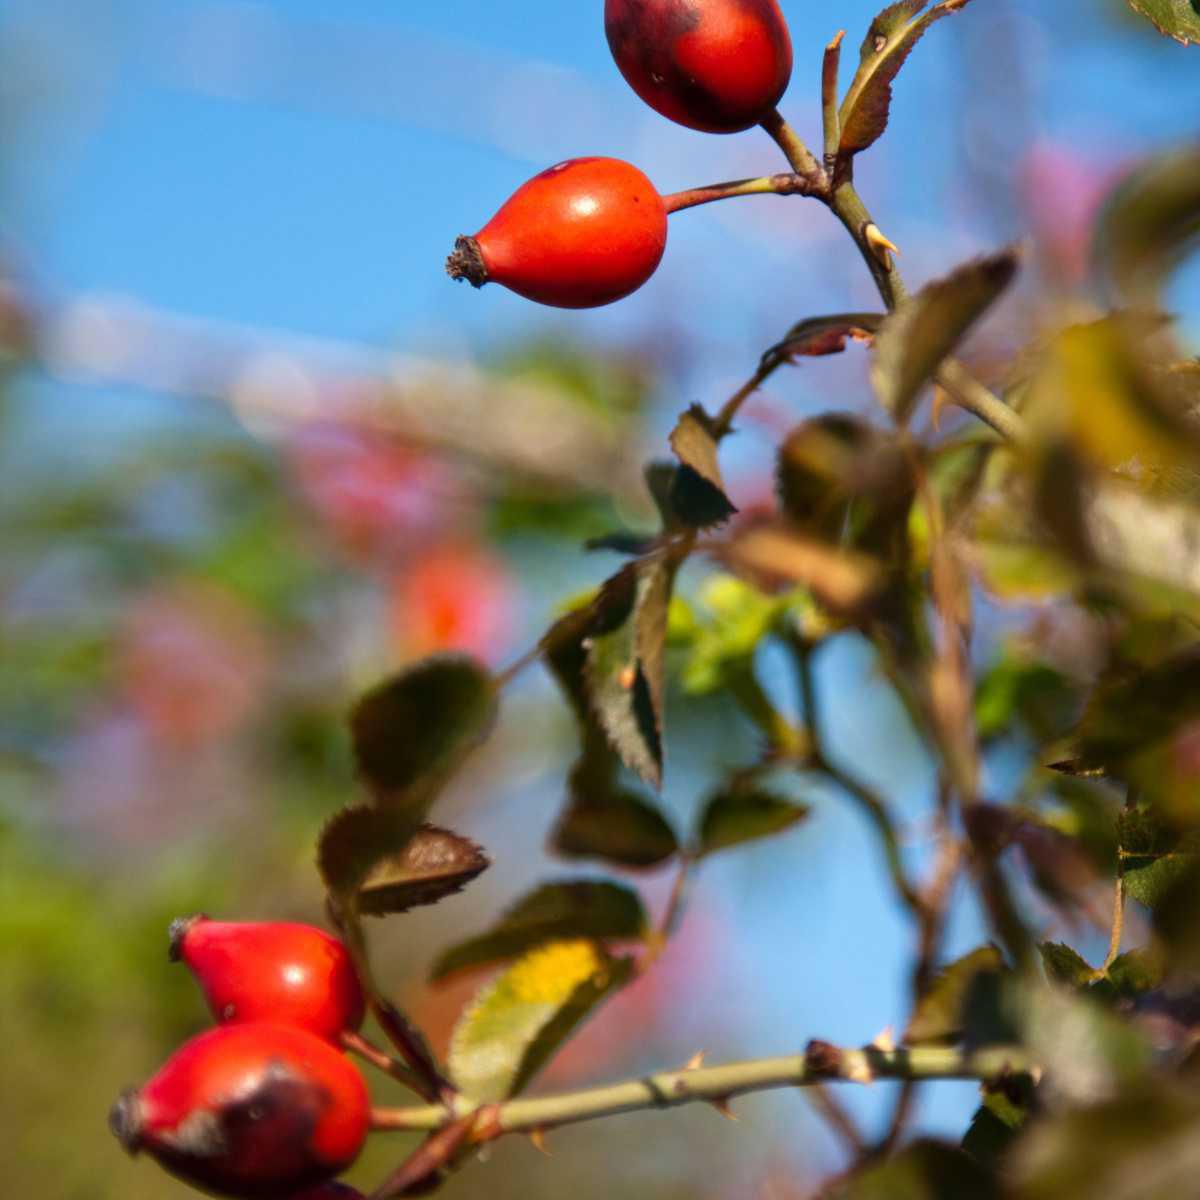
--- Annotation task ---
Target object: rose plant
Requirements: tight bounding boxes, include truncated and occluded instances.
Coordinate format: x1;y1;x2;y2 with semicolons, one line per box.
111;2;1200;1197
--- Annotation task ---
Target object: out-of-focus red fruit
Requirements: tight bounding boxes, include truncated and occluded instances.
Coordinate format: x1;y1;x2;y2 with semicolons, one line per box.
388;542;515;661
110;1023;370;1198
285;1185;366;1199
446;157;668;308
170;916;366;1044
605;0;793;134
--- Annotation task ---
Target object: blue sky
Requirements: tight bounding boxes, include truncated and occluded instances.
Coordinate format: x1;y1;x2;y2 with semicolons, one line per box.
3;0;1198;1174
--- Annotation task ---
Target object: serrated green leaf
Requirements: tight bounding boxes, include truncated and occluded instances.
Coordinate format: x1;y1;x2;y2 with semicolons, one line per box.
553;763;679;869
727;523;886;615
350;656;496;809
1026;317;1200;482
834;1138;1000;1200
1038;942;1095;988
543;574;680;866
961;1105;1017;1171
431;881;647;980
871;248;1020;425
1128;1;1200;44
777;413;881;537
1012;1084;1200;1200
585;556;676;788
667;406;736;528
1023;987;1152;1105
358;825;490;916
1118;807;1200;911
776;413;914;561
448;940;633;1101
316;805;423;902
1125;0;1200;45
1100;145;1200;303
1151;860;1200;970
679;574;804;695
975;651;1079;744
1097;949;1164;999
906;945;1005;1044
839;0;974;157
698;789;811;857
962;1073;1035;1168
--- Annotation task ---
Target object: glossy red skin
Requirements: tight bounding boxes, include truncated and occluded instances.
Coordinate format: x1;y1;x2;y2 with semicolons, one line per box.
173;917;366;1043
285;1185;365;1199
112;1022;369;1198
474;157;667;308
605;0;793;133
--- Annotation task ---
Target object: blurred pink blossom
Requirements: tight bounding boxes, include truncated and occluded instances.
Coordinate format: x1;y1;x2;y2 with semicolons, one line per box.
288;421;463;560
1019;140;1125;286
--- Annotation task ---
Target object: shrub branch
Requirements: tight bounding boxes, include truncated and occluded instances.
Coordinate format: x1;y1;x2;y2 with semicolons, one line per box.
368;1043;1033;1138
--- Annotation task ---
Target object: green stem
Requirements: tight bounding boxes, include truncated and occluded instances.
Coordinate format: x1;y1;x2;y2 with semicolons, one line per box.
368;1044;1033;1136
821;32;846;170
663;173;820;215
710;357;780;441
1099;785;1137;976
756;109;1020;442
936;360;1029;444
727;663;809;758
790;634;925;918
829;182;908;311
759;109;828;188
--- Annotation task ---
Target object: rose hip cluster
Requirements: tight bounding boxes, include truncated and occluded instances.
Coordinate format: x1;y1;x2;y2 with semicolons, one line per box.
110;917;370;1199
447;0;793;308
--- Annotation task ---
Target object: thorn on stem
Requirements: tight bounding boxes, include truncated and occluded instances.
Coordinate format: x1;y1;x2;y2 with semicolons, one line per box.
708;1097;738;1122
683;1050;707;1071
864;223;901;270
871;1026;896;1053
528;1128;552;1157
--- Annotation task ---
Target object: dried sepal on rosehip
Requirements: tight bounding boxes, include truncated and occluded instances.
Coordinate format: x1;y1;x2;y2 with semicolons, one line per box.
170;915;366;1044
446;157;668;309
110;1022;370;1199
605;0;793;133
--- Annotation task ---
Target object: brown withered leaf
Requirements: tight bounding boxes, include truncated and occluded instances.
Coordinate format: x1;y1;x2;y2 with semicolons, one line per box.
668;405;737;527
762;313;882;368
724;522;886;616
358;824;490;916
871;247;1019;425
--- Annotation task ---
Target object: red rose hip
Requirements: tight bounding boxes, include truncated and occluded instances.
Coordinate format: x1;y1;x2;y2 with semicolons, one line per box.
446;157;668;308
287;1186;366;1199
605;0;793;134
110;1022;370;1198
170;916;366;1043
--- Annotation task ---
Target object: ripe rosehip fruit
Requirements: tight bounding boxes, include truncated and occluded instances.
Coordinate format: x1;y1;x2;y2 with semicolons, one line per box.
287;1186;365;1199
170;915;366;1044
605;0;793;134
446;157;668;308
110;1023;370;1199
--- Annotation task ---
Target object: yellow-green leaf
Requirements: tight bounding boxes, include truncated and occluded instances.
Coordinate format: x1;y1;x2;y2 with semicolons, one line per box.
430;881;647;980
1125;1;1200;48
448;939;633;1101
839;0;975;156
